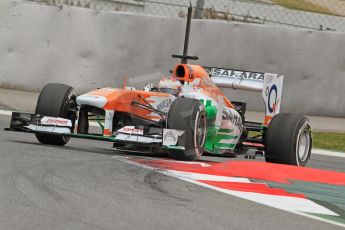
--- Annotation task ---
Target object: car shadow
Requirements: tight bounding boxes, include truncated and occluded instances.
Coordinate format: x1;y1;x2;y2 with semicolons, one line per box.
7;138;224;163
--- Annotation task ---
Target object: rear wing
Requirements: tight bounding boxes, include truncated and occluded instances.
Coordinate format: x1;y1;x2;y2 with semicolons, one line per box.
205;67;284;126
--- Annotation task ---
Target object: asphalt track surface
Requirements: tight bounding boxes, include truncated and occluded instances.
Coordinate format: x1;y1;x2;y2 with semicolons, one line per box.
1;114;345;230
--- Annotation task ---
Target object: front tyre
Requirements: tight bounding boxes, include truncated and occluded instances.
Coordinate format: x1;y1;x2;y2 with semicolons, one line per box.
35;83;77;146
167;98;206;161
265;113;312;166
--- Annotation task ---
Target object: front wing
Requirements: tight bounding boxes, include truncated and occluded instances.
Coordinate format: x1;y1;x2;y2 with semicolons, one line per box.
5;112;185;150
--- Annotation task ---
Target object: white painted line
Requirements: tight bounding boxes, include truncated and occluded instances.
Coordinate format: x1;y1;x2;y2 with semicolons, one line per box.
168;170;252;183
313;149;345;158
0;109;14;116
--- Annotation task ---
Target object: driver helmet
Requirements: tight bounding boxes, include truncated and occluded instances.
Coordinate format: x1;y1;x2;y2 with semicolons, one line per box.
158;77;182;96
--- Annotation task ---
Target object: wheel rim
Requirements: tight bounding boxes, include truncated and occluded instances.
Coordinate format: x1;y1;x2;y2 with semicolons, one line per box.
197;114;206;147
296;122;311;163
194;112;206;158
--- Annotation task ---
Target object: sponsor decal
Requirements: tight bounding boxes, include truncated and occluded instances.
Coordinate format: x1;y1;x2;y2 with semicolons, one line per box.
105;112;114;121
209;68;264;81
266;84;280;114
162;129;185;146
157;99;171;111
41;116;72;127
118;126;144;135
164;131;176;145
262;74;283;121
222;108;243;132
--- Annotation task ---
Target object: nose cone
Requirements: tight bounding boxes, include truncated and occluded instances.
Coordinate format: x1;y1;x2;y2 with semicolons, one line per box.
77;94;107;108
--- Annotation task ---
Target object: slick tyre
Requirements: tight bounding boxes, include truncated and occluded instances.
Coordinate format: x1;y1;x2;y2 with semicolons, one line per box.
35;83;77;146
265;113;312;166
167;98;206;161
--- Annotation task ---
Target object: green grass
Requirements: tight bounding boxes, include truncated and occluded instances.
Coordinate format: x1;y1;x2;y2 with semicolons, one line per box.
313;132;345;152
272;0;338;16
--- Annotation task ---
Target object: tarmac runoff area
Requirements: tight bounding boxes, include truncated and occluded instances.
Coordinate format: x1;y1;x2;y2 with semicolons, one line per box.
1;87;345;229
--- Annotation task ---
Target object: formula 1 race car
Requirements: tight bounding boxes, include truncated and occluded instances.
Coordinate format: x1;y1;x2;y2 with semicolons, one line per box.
5;5;312;166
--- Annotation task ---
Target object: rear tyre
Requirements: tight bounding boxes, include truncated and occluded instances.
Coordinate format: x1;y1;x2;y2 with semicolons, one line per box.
35;83;77;146
265;113;312;166
167;98;206;161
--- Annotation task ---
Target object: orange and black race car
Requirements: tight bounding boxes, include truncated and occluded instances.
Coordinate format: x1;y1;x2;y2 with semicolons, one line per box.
5;5;312;166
